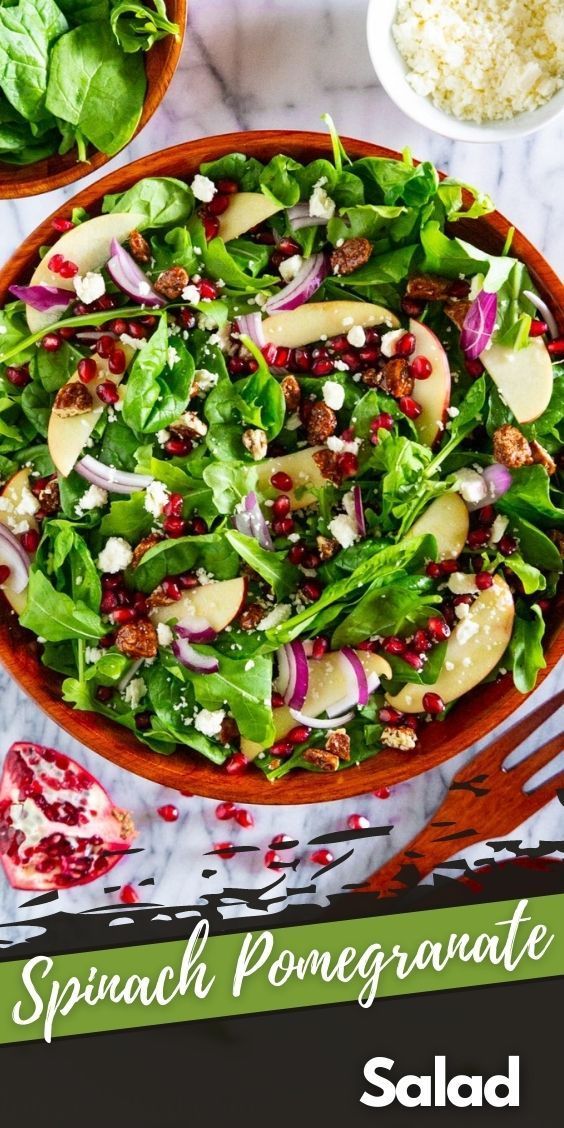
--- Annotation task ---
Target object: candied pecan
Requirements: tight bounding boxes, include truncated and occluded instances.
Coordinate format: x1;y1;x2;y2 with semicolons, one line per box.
154;266;189;300
281;374;301;411
380;357;414;398
37;479;60;516
444;299;471;330
147;585;175;609
492;424;534;470
330;237;372;277
406;274;454;302
174;411;207;438
551;530;564;557
238;603;264;631
530;440;556;476
242;428;268;460
360;367;382;388
53;381;93;417
130;533;164;571
219;716;239;746
307;401;337;444
312;448;341;485
303;747;339;772
269;758;282;770
128;230;151;264
316;534;339;560
115;619;158;660
325;728;351;761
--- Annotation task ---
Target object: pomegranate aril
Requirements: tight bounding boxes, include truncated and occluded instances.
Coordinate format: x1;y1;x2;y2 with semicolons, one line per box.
264;850;283;870
440;558;459;575
467;527;491;549
58;326;76;341
310;849;333;867
465;357;484;379
272;691;285;708
399;396;422;419
59;260;78;279
475;571;494;590
401;296;424;317
215;841;235;859
163;515;187;539
270;471;293;492
179;571;198;588
135;712;152;732
179;308;196;331
374;786;391;799
272;517;295;537
529;319;548;337
311;636;329;659
426;562;442;579
413;629;431;652
427;616;450;642
287;725;310;745
272;346;291;368
108;349;126;375
97;380;119;405
225;752;248;775
157;804;179;822
202;214;220;241
498;534;517;556
292;347;312;372
234;808;254;828
0;564;11;585
163;493;183;518
100;591;119;614
52;217;75;233
111;608;136;625
126;320;146;339
278;237;300;256
272;494;291;518
301;580;322;602
95;686;113;704
5;364;31;388
47;253;65;272
207;193;230;216
41;333;61;352
120;883;139;905
379;706;403;724
312;358;334;377
403;650;423;671
78;357;98;384
288;543;305;565
422;692;445;715
359;345;381;364
547;337;564;358
20;529;40;554
394;332;416;357
189;516;208;537
370;412;394;432
96;335;116;359
410;355;432;380
338;452;358;478
478;504;495;527
347;813;369;830
161;578;182;601
382;636;405;655
302;550;321;570
165;437;191;457
198;279;218;300
216;178;239;195
215;801;236;821
330;334;350;354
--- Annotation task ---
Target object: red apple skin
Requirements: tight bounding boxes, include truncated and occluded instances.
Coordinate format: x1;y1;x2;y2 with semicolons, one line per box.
410;318;451;447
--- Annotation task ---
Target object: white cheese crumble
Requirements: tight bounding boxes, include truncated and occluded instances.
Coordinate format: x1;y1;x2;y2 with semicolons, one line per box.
322;380;345;410
327;435;360;455
456;617;479;647
85;647;103;665
73;271;105;305
489;515;509;545
191;174;217;203
194;708;225;736
123;677;147;710
453;467;487;507
279;254;303;283
97;537;133;574
75;484;108;516
329;513;359;550
156;623;174;648
194;368;219;393
144;480;169;519
157;428;170;445
309;177;336;220
0;486;39;533
120;332;147;352
182;284;201;304
346;325;366;348
380;328;406;358
258;603;291;630
167;346;180;368
447;572;479;596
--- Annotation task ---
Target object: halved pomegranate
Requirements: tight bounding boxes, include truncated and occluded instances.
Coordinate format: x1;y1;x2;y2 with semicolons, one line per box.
0;742;135;890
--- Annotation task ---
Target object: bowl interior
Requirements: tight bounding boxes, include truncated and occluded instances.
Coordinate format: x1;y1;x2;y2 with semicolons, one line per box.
366;0;564;143
0;130;562;804
0;0;187;199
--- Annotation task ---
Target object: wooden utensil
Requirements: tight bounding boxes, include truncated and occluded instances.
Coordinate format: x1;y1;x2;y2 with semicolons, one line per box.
362;690;564;897
0;0;187;199
0;131;562;803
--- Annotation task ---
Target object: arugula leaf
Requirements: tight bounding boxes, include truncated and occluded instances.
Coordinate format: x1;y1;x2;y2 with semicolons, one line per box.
21;569;104;642
506;604;546;693
103;176;194;227
176;650;275;743
225;529;300;598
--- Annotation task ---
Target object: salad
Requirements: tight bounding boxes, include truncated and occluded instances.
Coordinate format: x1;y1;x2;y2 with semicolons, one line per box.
0;121;562;781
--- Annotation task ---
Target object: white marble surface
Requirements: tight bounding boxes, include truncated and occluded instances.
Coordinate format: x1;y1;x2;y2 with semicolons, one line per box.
0;0;562;933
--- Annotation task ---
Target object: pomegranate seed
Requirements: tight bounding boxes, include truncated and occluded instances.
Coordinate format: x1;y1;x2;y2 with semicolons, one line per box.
270;471;293;491
272;691;285;708
111;608;136;625
95;686;113;703
58;326;76;341
401;296;424;317
59;259;79;279
475;571;494;590
340;351;361;371
108;348;126;375
359;345;380;364
99;632;115;648
52;217;75;232
161;578;182;601
410;355;432;380
165;437;191;457
403;650;423;671
216;178;239;195
270;741;293;757
215;842;235;858
179;308;196;331
312;358;334;376
279;237;301;257
426;562;442;579
341;427;355;442
41;333;61;352
529;319;548;337
163;515;187;539
135;712;152;732
288;543;305;565
234;808;254;828
97;294;117;312
47;253;65;272
225;752;248;775
370;412;394;432
102;571;124;590
356;640;376;652
537;599;551;613
120;884;139;904
465;357;484;379
399;396;422;419
272;517;295;537
78;357;98;384
330;334;350;353
309;637;328;660
310;849;333;867
302;550;321;569
198;279;218;300
157;804;179;822
272;494;291;518
190;517;208;537
132;592;148;617
379;706;403;724
207;192;230;216
287;725;310;745
264;850;283;870
97;380;119;405
271;832;292;846
422;692;445;715
100;592;118;614
96;335;115;359
440;558;459;575
478;504;495;526
394;332;416;357
338;452;358;478
374;787;391;799
0;564;11;585
202;214;220;241
20;529;40;554
215;801;236;821
547;337;564;358
427;617;450;641
453;594;472;608
404;716;419;732
292;347;312;372
5;364;30;388
163;493;183;518
382;636;406;655
472;555;485;573
348;813;369;830
498;534;517;556
413;629;431;652
467;528;491;549
179;572;198;588
109;318;128;336
126;320;146;339
301;580;322;602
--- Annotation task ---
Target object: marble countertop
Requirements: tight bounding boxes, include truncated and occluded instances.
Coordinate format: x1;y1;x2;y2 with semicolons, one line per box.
0;0;562;938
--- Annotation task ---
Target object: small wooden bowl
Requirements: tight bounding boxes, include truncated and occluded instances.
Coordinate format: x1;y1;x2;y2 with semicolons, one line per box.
0;131;562;804
0;0;187;199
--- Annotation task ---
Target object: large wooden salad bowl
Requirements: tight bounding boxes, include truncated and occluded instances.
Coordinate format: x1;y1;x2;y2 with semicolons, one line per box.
0;131;562;803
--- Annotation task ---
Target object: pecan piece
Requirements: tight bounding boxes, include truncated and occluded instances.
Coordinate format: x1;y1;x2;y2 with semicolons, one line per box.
316;534;339;560
530;440;556;476
53;381;93;418
130;533;164;571
238;603;264;631
154;266;189;300
492;424;534;470
330;237;372;276
325;728;351;761
37;478;60;516
406;274;456;302
312;448;341;485
360;367;382;388
307;401;337;444
381;725;418;751
128;230;151;264
380;357;414;398
242;428;268;460
281;374;301;412
444;299;471;330
115;619;158;660
303;747;339;772
219;716;239;746
147;585;175;609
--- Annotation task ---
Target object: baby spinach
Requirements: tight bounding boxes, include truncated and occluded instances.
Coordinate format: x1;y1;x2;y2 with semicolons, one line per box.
103;177;194;228
21;569;105;642
176;650;275;744
110;1;179;53
225;529;300;599
129;531;239;592
0;0;66;123
123;320;194;434
506;604;546;693
332;574;441;648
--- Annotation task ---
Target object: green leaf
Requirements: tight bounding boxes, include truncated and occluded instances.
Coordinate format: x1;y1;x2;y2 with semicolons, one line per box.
110;0;179;53
144;663;229;763
103;176;194;228
202;237;277;292
129;531;239;592
21;569;104;641
99;491;153;541
123;322;194;434
0;0;67;123
332;575;440;648
498;465;564;530
178;650;275;743
259;154;303;206
506;605;546;693
202;461;256;515
225;529;300;598
200;152;264;192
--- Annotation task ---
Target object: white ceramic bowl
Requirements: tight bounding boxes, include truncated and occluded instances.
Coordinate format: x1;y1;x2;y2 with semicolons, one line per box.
367;0;564;143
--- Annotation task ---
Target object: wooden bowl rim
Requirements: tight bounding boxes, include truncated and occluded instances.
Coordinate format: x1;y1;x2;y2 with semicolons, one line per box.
0;0;187;200
0;128;562;805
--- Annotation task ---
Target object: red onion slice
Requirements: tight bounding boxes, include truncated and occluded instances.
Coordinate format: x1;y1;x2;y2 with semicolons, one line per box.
287;203;328;231
352;486;366;537
523;290;559;340
0;525;31;594
76;455;153;496
9;283;72;314
176;615;218;643
289;707;355;729
234;492;273;550
235;313;266;348
276;642;309;710
340;647;369;706
461;291;497;359
172;638;219;674
265;253;328;314
75;330;118;344
107;239;165;308
465;463;513;511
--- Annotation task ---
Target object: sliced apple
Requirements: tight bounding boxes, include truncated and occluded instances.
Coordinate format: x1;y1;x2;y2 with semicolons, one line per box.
256;446;327;510
406;492;469;561
480;338;553;424
26;213;143;333
149;577;247;634
409;318;451;447
386;575;514;714
263;301;399;348
47;348;133;478
241;650;393;760
0;468;38;615
218;193;283;244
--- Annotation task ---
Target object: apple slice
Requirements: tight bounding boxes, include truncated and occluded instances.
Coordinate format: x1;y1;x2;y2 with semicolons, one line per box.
149;577;247;634
0;468;38;615
256;446;327;510
241;650;392;760
409;318;451;447
26;212;143;333
48;348;133;478
218;193;283;243
262;301;399;348
480;338;553;424
406;492;469;561
386;575;514;713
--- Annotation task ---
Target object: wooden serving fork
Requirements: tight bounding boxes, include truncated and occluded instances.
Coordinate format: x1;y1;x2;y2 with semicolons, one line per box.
363;689;564;898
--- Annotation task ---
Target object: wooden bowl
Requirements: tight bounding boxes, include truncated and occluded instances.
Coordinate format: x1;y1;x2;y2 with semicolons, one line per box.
0;131;562;804
0;0;187;199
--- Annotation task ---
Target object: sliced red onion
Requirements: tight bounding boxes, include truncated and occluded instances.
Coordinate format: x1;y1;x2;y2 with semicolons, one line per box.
523;290;559;340
234;492;273;550
235;313;266;348
265;253;328;314
176;615;217;643
277;641;309;710
483;463;513;503
75;329;118;344
76;455;153;495
352;485;366;537
172;638;219;674
107;238;165;308
461;291;497;359
9;283;72;314
289;707;355;729
287;203;328;231
0;525;31;594
341;647;369;706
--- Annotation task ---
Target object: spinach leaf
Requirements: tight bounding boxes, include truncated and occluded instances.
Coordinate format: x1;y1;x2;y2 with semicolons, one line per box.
0;0;67;123
129;532;239;592
199;152;264;191
332;575;440;648
509;516;562;573
497;466;564;529
259;154;303;206
144;662;229;763
177;650;275;743
327;204;405;245
203;237;277;291
103;176;194;228
110;0;179;53
21;569;104;642
352;154;438;207
99;492;153;541
123;321;194;434
31;339;80;392
57;0;109;22
506;604;546;693
233;338;285;439
19;381;51;438
202;461;256;515
225;529;300;598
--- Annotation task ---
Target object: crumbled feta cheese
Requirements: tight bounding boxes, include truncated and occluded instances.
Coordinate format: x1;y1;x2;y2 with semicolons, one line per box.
447;572;479;596
144;480;169;519
322;380;345;410
97;537;133;574
191;174;217;203
333;359;349;372
346;325;366;348
194;708;225;736
380;328;406;358
456;617;479;647
453;467;487;506
258;603;291;630
85;647;103;665
0;486;40;533
279;254;303;283
489;515;509;545
167;346;180;368
194;368;219;393
156;623;174;648
381;725;418;751
326;435;359;455
182;284;201;304
455;602;470;620
447;405;460;418
195;567;214;586
76;484;108;516
286;412;301;431
123;677;147;710
329;513;359;549
120;332;147;352
309;177;336;220
73;272;105;305
157;429;171;445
